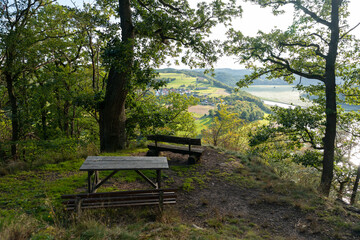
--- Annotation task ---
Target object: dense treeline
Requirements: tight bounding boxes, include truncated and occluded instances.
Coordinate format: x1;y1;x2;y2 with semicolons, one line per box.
0;1;207;164
0;1;106;163
222;92;271;115
199;92;270;122
0;0;242;167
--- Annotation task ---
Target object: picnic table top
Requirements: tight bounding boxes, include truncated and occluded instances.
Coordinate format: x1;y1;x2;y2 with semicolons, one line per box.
79;156;169;171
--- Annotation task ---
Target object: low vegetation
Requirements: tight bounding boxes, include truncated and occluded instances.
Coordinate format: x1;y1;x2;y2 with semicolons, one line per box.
1;147;360;239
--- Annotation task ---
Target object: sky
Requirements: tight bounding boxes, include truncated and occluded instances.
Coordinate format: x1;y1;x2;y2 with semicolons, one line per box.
59;0;360;69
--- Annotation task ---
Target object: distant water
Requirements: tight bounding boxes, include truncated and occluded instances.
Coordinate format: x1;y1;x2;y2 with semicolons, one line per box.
263;100;296;109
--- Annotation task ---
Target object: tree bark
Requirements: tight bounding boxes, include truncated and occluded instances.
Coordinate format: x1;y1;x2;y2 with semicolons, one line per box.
5;71;19;159
100;0;134;152
350;165;360;205
336;180;348;200
319;0;340;196
41;103;47;140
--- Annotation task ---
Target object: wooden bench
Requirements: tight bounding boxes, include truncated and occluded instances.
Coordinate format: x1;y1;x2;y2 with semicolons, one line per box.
61;188;177;213
146;135;203;164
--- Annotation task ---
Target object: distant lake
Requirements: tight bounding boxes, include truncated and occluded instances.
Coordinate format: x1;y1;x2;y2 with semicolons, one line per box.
263;100;296;109
243;85;360;112
243;85;311;107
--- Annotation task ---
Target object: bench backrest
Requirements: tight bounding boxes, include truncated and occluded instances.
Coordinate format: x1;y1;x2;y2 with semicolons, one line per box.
147;135;201;146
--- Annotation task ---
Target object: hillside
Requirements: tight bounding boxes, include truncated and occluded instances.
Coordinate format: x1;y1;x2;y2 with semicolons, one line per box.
159;68;322;87
158;68;360;111
156;70;270;111
209;68;325;87
157;69;233;95
1;148;360;239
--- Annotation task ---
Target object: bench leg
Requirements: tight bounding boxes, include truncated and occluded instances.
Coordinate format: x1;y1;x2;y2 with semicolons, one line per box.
146;149;159;156
188;155;198;165
88;171;93;193
75;197;83;216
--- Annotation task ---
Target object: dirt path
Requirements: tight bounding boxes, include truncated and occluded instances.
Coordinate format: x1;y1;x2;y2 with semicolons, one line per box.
90;147;359;239
155;148;359;240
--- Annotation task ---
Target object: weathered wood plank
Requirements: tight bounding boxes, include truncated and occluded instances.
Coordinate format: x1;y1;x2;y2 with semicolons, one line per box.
79;156;169;171
62;189;177;211
65;200;176;211
147;135;201;145
63;194;177;205
61;188;177;199
147;143;203;155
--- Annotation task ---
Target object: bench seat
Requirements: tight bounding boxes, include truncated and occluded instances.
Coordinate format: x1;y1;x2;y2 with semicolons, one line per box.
146;135;204;164
147;143;203;156
62;188;177;212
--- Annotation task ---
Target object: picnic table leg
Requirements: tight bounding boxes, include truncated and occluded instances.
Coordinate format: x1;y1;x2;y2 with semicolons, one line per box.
88;170;94;193
156;169;161;189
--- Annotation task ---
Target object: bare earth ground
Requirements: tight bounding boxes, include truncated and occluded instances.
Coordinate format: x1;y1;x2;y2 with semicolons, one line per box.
102;147;359;240
188;105;216;115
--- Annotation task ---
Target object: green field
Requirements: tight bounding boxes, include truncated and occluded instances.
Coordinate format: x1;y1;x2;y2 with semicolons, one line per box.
159;73;230;97
160;73;196;87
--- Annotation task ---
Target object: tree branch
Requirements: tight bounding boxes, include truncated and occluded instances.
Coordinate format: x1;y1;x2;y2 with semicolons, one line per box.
266;52;325;81
136;0;152;12
158;0;183;14
340;22;360;39
309;33;329;45
280;41;327;59
259;1;331;27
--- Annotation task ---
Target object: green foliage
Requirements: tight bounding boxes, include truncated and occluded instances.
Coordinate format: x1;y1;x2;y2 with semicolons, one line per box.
0;112;11;142
126;92;198;139
0;1;110;160
254;106;325;149
223;92;271;116
292;150;322;169
202;105;247;151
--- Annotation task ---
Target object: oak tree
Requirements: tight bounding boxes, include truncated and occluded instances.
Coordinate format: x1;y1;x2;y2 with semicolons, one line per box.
225;0;360;195
99;0;241;152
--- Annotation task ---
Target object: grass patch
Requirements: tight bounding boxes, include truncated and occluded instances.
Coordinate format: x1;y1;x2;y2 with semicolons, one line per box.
160;73;230;98
160;73;196;88
0;213;39;240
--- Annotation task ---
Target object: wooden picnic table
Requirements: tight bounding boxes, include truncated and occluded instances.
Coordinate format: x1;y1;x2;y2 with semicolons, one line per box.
80;156;169;193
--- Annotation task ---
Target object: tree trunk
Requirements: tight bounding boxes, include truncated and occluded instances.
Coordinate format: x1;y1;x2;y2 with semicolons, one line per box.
320;82;336;196
5;72;19;159
337;180;348;200
100;0;134;152
319;0;340;196
63;101;70;136
350;165;360;205
41;103;47;140
71;105;75;137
